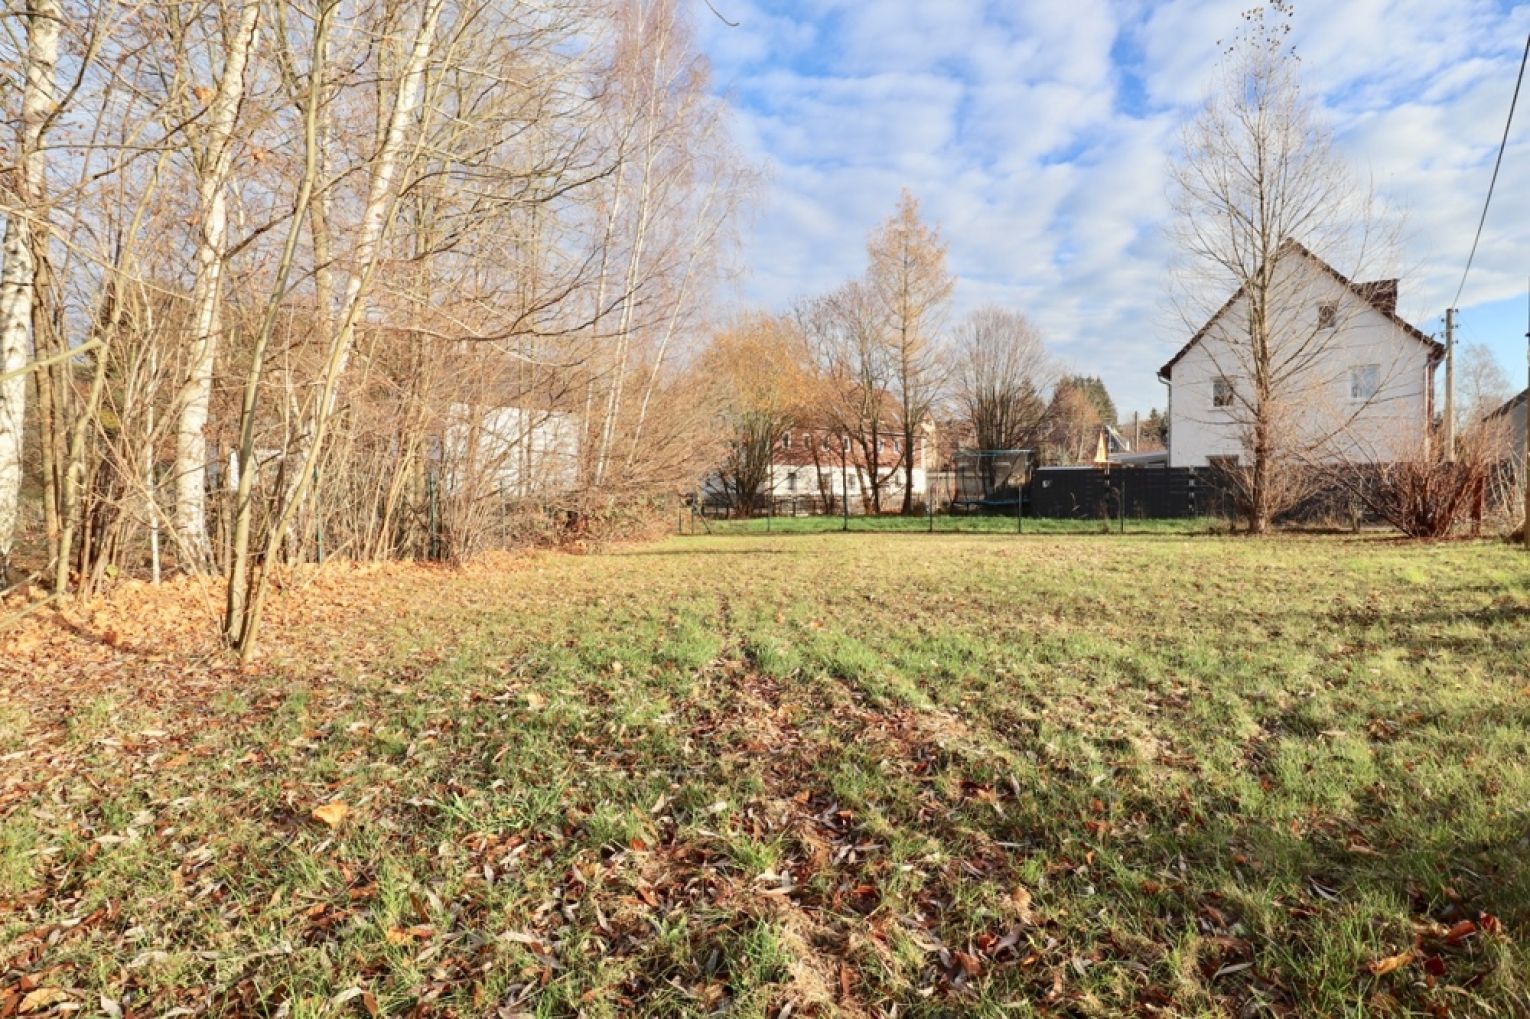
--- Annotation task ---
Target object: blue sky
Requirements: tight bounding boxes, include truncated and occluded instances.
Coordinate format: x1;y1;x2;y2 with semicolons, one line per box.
695;0;1530;416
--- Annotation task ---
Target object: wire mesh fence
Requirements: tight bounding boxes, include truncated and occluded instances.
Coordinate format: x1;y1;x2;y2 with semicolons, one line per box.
681;450;1224;535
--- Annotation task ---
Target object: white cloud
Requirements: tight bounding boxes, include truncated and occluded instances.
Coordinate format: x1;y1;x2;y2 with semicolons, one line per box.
699;0;1530;413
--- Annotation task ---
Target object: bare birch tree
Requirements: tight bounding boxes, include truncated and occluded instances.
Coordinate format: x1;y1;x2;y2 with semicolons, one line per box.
0;0;743;649
0;0;61;579
172;1;261;571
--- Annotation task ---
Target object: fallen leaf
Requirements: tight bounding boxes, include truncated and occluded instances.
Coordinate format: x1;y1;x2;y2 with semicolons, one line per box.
312;801;350;828
1445;920;1477;943
1011;884;1039;924
1367;950;1413;976
19;988;70;1014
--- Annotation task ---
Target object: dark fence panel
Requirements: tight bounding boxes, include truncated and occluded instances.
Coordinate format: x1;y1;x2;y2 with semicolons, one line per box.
1031;467;1226;519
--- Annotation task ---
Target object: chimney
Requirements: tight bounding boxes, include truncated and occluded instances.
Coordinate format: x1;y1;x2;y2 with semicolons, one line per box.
1358;279;1399;316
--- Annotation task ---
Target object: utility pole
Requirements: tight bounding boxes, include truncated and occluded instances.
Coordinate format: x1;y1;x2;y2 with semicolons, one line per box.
1444;307;1457;462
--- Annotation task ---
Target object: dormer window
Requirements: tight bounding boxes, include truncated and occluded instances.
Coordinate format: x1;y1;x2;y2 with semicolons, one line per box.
1317;301;1338;329
781;432;791;450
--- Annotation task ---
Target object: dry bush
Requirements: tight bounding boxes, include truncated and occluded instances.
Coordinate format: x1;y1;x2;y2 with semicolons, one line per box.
1328;421;1509;538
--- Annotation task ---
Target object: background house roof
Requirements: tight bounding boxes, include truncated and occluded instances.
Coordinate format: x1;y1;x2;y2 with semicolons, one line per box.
1487;388;1527;421
1157;241;1443;381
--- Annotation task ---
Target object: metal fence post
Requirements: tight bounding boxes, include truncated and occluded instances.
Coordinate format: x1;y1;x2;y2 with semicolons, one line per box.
1015;468;1022;534
1120;472;1126;534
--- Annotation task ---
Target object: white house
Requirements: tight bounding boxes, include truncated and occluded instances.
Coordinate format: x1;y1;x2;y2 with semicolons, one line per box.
1157;243;1443;468
703;423;933;512
1488;389;1527;467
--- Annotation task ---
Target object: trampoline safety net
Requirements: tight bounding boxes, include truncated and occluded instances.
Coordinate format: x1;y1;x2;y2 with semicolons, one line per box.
949;449;1031;512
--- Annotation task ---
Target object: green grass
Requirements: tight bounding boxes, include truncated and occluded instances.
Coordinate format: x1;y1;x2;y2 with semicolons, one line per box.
3;532;1529;1016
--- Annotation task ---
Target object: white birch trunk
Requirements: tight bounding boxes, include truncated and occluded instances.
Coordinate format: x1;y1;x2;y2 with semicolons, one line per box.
592;37;668;489
0;0;61;566
173;1;260;570
0;219;36;567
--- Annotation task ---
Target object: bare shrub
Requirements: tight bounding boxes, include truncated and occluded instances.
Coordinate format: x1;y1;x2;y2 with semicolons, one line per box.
1326;420;1509;538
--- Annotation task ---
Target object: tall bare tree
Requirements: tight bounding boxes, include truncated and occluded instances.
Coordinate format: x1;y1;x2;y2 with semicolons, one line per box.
952;306;1053;454
172;1;261;572
1168;0;1396;533
802;282;900;513
1457;343;1512;431
866;189;953;513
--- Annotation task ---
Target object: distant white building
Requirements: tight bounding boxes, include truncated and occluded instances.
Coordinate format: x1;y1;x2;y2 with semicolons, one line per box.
1488;390;1527;467
703;423;933;512
1157;242;1443;468
444;403;578;497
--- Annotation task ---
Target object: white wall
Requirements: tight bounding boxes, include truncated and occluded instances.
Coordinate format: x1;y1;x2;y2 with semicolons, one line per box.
768;463;926;500
445;405;579;496
1165;258;1435;468
701;463;929;506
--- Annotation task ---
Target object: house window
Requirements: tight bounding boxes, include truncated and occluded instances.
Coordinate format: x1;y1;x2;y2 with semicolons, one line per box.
787;472;798;493
1212;376;1235;408
1318;301;1338;329
781;432;791;450
1350;364;1380;401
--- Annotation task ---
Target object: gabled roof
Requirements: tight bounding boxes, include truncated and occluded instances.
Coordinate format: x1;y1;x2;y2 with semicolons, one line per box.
1157;239;1444;381
1487;388;1527;421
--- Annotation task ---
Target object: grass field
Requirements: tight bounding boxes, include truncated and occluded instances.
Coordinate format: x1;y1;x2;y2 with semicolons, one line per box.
3;532;1529;1017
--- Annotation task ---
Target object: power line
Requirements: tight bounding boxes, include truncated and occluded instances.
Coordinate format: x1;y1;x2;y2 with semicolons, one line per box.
1453;32;1530;309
